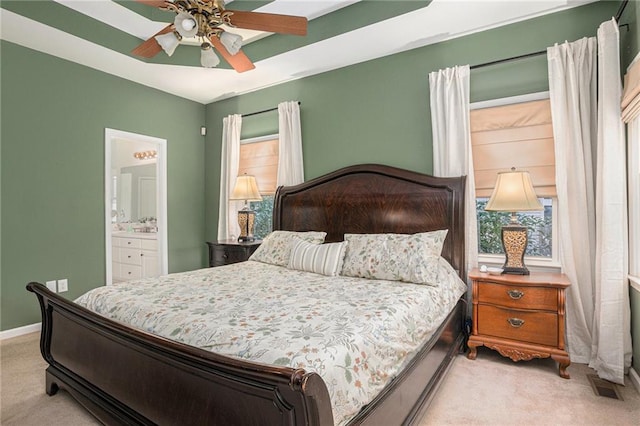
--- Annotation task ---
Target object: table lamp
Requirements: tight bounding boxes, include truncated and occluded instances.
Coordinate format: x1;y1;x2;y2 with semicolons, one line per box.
229;174;262;242
485;168;543;275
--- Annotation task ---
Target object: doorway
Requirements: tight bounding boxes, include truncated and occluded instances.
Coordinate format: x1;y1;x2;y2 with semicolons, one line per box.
104;128;168;285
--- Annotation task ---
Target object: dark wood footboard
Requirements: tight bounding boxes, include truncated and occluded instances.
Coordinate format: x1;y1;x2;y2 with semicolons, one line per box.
29;280;464;426
349;298;465;425
27;282;334;426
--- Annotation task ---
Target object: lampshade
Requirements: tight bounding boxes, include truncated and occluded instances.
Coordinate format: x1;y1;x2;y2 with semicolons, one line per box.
230;175;263;202
220;32;243;55
155;32;181;56
485;169;543;212
200;43;220;68
174;12;198;38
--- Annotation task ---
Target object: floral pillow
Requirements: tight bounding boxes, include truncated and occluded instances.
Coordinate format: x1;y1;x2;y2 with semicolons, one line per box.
340;230;448;285
288;238;348;276
249;230;327;267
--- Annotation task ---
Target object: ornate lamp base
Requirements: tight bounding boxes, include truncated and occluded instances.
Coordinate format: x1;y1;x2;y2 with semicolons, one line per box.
501;224;529;275
237;208;256;242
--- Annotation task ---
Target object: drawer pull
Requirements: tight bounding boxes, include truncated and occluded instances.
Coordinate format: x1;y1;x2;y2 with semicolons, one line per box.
223;254;228;259
507;318;525;328
507;289;524;300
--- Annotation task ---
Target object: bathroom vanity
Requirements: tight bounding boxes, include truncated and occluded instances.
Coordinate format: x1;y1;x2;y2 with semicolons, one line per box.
112;232;159;283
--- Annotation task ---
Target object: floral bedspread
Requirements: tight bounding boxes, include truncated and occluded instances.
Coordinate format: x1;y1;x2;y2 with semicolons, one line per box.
75;260;466;425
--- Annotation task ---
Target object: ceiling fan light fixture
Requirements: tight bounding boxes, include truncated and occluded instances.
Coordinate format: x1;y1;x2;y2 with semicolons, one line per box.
200;43;220;68
175;11;198;38
219;32;243;55
133;0;308;72
155;32;181;56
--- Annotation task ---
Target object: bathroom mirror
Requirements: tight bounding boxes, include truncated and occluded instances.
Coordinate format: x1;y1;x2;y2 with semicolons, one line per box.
114;164;156;224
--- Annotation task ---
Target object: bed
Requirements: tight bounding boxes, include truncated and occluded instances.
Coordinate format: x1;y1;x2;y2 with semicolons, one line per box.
27;163;467;425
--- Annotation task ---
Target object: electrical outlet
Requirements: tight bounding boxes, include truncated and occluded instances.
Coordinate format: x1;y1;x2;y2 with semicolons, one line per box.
45;280;57;292
57;279;68;293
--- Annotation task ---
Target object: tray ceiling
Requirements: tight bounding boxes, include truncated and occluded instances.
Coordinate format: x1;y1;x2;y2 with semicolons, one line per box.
1;1;595;104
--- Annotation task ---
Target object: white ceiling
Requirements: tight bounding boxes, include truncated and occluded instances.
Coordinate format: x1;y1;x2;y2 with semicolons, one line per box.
1;0;595;104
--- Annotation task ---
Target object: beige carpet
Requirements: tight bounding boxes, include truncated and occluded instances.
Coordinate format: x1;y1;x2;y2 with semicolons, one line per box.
1;333;639;425
426;347;640;425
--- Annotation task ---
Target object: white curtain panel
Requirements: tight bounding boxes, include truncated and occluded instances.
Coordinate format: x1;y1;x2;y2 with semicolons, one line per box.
548;36;597;364
591;19;632;384
277;101;304;186
429;65;478;275
217;114;242;240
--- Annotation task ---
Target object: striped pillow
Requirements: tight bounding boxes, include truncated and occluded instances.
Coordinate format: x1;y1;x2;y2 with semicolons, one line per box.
249;230;326;267
288;239;348;276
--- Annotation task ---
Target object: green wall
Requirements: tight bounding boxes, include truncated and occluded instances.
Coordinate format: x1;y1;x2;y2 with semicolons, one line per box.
1;41;206;331
621;0;639;67
620;0;640;381
204;1;619;243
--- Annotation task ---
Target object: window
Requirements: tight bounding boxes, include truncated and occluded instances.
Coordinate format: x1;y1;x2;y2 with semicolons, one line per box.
622;58;640;283
628;119;640;282
239;134;279;239
470;93;558;265
476;197;553;258
251;194;274;239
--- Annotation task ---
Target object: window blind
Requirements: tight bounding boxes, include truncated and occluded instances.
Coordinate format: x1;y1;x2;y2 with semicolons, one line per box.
622;56;640;122
471;99;556;197
239;138;279;195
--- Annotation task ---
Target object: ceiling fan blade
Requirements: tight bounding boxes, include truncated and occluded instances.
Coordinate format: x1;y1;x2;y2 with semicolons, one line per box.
209;36;255;73
227;10;307;36
134;0;168;7
132;24;174;58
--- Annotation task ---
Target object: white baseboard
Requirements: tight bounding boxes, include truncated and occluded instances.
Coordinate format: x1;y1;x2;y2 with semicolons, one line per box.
0;323;41;341
630;367;640;394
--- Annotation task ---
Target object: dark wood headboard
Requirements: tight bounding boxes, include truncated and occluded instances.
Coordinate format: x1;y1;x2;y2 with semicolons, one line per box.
273;164;466;277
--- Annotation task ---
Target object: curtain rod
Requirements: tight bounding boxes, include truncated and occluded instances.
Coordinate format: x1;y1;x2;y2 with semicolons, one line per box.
471;0;629;71
242;101;301;118
616;0;629;23
470;49;546;70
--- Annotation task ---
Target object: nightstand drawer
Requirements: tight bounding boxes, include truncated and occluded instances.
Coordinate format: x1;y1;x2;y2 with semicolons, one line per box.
477;305;558;347
207;240;262;267
213;246;248;265
478;282;558;311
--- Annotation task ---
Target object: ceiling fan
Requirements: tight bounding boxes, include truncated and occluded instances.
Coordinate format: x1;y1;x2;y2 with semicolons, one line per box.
132;0;308;72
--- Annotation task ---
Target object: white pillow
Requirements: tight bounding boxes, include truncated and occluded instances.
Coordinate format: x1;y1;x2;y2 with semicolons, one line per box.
340;230;448;285
288;239;348;276
249;230;327;267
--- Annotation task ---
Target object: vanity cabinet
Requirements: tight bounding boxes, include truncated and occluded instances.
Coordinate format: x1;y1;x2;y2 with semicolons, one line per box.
112;234;159;283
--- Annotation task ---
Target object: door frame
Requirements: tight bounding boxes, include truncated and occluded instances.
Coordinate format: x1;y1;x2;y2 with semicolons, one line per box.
104;128;168;285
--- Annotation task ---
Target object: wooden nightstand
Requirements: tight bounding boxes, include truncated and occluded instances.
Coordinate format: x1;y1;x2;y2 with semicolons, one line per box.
206;240;261;267
467;269;571;378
